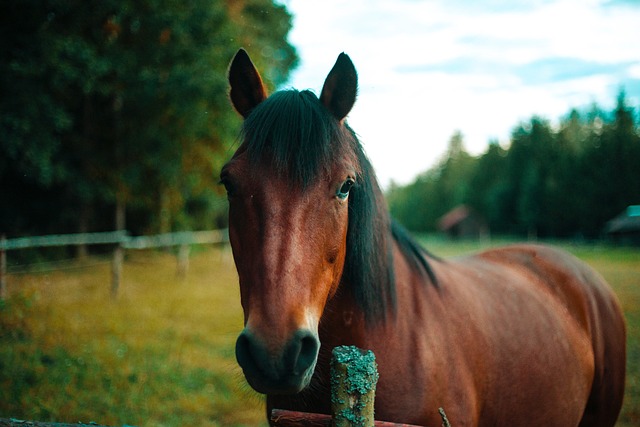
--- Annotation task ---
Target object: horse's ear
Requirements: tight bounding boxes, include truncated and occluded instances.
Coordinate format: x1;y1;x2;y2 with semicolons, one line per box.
228;49;267;118
320;53;358;121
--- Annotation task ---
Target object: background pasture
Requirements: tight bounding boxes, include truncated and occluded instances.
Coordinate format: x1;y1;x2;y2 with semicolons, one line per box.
0;240;638;426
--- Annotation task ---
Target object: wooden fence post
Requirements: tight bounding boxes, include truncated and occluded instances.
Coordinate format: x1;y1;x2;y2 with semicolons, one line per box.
1;234;6;300
331;346;379;427
176;244;190;278
111;243;123;298
271;346;431;426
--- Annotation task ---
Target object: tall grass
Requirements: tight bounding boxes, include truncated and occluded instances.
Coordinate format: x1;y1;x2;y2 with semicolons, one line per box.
1;241;638;426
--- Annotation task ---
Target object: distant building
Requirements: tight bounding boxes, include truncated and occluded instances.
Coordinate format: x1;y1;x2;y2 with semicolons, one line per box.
605;205;640;245
437;205;488;239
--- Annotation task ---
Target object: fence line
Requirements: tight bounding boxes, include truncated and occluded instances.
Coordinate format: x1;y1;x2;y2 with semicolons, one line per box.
0;229;228;298
0;231;127;251
1;234;6;299
122;230;227;249
0;230;228;251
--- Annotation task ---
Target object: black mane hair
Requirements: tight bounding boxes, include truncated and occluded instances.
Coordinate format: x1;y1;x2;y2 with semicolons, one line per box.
243;89;340;188
241;89;438;323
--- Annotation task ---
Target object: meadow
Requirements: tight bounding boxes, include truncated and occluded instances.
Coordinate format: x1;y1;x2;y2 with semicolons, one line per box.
1;239;638;426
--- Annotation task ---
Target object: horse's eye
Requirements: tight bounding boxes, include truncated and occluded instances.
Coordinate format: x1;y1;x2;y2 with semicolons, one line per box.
336;178;355;200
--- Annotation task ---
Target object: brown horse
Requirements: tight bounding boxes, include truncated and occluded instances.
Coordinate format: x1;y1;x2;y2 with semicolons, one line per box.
221;49;626;426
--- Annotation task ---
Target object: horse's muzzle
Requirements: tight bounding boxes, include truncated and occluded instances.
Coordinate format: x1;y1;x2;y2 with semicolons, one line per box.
235;328;320;394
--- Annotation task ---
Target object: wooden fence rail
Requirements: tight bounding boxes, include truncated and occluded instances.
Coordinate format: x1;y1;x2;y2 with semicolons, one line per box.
0;231;127;251
0;230;228;251
0;229;228;299
0;420;112;427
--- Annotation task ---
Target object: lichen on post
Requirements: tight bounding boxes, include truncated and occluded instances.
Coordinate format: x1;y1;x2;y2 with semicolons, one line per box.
330;345;379;427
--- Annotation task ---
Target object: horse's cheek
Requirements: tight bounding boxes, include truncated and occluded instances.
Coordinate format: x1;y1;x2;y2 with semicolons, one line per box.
325;208;349;300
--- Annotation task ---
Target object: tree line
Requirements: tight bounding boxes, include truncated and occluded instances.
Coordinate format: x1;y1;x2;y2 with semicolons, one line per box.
387;91;640;239
1;0;297;240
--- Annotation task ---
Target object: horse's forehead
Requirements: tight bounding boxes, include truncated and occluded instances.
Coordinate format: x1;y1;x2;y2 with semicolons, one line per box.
225;149;323;191
243;136;358;183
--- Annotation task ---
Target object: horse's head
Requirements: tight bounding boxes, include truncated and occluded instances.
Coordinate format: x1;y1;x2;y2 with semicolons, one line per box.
222;49;360;394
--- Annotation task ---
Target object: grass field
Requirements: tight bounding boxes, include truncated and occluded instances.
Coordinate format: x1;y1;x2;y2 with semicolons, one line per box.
0;239;638;426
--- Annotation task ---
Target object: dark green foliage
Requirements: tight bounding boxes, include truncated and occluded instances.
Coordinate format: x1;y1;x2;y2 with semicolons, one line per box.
388;131;475;232
389;91;640;239
1;0;297;238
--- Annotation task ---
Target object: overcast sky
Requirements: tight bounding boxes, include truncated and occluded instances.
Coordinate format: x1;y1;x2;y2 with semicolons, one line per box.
280;0;640;187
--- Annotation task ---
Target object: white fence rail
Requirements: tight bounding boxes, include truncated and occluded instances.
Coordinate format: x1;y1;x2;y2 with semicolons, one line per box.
0;230;228;299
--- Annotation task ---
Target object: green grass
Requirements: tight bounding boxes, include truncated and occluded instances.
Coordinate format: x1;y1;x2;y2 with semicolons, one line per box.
1;248;266;426
1;241;638;426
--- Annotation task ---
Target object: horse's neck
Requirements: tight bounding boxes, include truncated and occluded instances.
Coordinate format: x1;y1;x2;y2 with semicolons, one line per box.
320;231;405;347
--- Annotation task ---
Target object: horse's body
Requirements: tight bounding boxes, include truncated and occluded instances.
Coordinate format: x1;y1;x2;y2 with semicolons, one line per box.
269;243;625;426
223;49;626;426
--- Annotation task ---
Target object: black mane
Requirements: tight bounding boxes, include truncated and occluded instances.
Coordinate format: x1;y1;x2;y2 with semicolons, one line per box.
243;89;340;188
242;89;437;323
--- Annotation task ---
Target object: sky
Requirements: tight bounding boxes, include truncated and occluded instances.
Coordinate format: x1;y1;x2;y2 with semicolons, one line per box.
279;0;640;187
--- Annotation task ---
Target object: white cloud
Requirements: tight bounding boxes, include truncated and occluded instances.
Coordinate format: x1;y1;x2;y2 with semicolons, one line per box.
282;0;640;186
629;64;640;78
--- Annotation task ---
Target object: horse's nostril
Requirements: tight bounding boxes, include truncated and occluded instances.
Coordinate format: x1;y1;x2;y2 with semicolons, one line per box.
296;333;319;373
236;331;271;375
285;330;319;375
235;331;260;375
